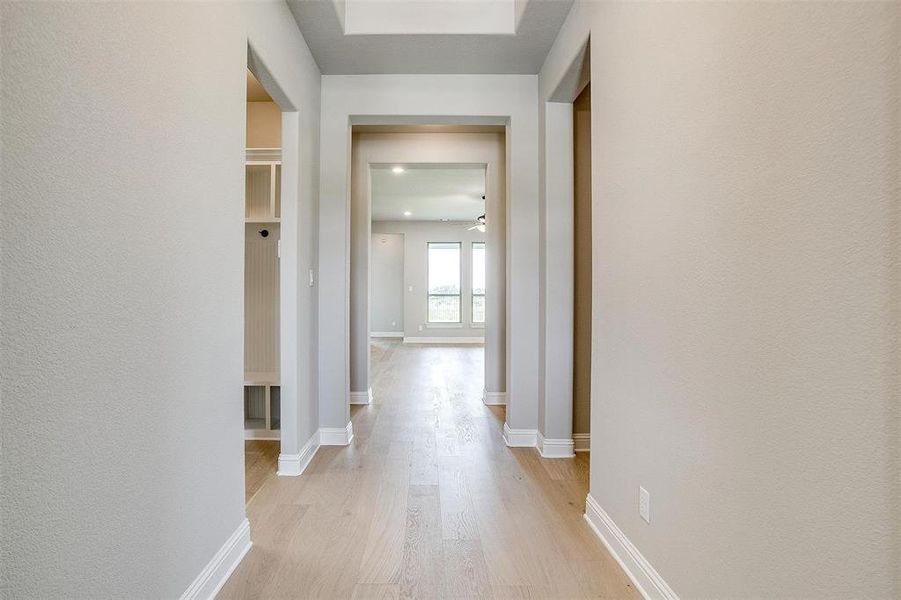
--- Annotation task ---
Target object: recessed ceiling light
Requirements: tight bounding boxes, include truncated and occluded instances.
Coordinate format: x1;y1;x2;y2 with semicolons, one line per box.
403;211;412;217
392;166;405;174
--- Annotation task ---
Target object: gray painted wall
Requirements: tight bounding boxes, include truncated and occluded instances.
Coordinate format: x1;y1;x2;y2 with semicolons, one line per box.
370;232;405;334
541;1;900;597
0;3;320;596
372;222;487;339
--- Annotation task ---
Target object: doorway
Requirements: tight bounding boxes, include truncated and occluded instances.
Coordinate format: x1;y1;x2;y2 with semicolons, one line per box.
572;82;591;451
348;128;506;412
243;68;282;501
368;165;488;401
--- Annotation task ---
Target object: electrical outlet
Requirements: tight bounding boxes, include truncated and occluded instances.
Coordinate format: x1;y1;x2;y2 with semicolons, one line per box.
418;325;423;332
639;486;650;523
408;285;414;292
391;321;396;327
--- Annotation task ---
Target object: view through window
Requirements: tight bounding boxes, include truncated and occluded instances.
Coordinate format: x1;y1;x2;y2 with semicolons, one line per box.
472;242;486;323
428;242;462;322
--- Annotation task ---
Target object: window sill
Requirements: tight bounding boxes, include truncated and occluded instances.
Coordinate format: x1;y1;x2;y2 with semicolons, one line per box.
426;322;464;329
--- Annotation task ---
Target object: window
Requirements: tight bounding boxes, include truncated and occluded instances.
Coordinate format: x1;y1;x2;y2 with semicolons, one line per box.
428;242;461;323
472;242;486;324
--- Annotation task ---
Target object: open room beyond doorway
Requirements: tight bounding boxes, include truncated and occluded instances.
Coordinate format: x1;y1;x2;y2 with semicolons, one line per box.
370;164;487;340
369;163;488;404
348;128;507;410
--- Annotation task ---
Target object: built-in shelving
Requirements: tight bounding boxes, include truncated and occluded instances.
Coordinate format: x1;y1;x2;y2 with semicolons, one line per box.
244;148;281;440
245;149;281;224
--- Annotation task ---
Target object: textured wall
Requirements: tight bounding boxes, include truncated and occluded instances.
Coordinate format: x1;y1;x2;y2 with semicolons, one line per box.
0;3;320;597
541;1;900;596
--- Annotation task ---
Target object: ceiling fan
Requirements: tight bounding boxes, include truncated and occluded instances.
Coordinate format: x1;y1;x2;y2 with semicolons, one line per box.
467;195;487;232
467;213;486;232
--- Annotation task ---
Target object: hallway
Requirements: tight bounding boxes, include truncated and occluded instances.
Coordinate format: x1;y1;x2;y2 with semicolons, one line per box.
221;340;638;599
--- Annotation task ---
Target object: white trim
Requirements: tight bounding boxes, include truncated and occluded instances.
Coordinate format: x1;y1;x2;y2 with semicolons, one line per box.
403;336;485;344
425;322;464;329
349;387;373;405
482;389;507;406
503;422;538;448
537;432;575;458
179;518;251;600
243;430;280;441
371;331;403;338
277;430;320;476
245;147;281;162
320;421;354;446
583;494;679;600
574;433;590;452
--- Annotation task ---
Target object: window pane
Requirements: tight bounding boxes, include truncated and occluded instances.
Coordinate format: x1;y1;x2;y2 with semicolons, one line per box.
472;295;485;323
428;243;461;294
429;296;460;322
472;242;486;295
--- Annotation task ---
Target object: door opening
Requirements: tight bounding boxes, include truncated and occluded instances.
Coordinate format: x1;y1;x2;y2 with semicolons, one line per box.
243;68;282;502
366;162;489;409
347;126;506;415
572;82;591;451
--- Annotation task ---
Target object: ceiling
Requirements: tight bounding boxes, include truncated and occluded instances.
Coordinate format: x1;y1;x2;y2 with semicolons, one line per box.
286;0;574;74
371;165;485;221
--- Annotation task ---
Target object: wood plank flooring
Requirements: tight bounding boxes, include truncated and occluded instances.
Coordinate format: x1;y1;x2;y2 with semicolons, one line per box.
244;440;279;503
222;340;638;599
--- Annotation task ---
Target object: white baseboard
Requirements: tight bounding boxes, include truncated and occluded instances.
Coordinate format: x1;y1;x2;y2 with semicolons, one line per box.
179;518;251;600
371;331;403;338
243;429;280;441
482;389;507;405
537;432;575;458
583;494;678;600
574;433;590;452
503;422;538;448
349;387;373;405
403;336;485;344
320;421;354;446
278;430;320;476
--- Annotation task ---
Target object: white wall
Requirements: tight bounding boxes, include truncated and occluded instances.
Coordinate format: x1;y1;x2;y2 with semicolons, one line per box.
348;130;506;397
0;3;320;596
372;222;487;339
370;232;404;334
540;1;900;597
320;90;538;432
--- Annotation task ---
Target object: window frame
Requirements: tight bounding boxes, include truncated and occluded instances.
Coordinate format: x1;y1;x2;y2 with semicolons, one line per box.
426;241;463;324
471;241;486;326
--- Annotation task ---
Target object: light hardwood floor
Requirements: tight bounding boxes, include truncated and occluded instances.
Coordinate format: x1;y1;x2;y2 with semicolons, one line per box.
244;440;280;503
222;340;638;599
